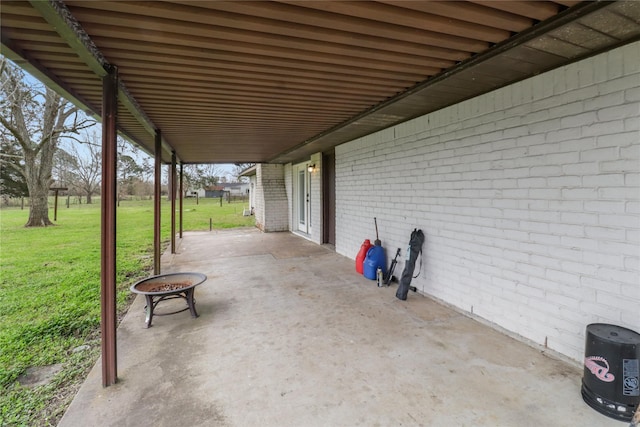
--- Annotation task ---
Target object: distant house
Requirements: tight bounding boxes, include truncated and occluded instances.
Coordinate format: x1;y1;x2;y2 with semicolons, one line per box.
202;183;249;198
185;188;205;198
204;185;225;198
221;182;250;195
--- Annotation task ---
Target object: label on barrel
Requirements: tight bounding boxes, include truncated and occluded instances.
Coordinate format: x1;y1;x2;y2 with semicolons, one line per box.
585;356;615;382
622;359;639;396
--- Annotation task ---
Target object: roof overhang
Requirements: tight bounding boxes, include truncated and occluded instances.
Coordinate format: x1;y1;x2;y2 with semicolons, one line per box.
2;1;639;164
239;164;258;177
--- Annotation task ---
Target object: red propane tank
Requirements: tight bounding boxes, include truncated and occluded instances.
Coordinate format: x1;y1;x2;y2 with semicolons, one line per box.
356;239;372;274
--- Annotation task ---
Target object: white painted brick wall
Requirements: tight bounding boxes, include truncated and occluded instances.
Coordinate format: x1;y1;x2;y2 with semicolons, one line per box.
255;164;288;232
284;163;293;232
310;153;323;244
254;168;266;229
335;42;640;362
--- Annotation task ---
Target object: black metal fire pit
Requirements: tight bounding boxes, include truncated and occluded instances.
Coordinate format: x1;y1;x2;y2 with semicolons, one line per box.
130;272;207;328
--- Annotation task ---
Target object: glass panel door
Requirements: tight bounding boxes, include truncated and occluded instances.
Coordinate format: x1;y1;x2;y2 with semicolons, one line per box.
298;168;306;228
294;162;311;234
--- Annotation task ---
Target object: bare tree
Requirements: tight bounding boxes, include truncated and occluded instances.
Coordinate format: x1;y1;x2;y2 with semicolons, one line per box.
182;164;221;195
233;163;254;182
52;147;78;198
199;164;221;188
0;57;94;226
68;135;101;204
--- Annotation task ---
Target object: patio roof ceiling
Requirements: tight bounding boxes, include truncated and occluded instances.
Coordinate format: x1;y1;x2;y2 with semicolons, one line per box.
2;1;639;164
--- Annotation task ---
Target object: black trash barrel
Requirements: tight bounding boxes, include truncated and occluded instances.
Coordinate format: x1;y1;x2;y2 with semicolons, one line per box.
581;323;640;422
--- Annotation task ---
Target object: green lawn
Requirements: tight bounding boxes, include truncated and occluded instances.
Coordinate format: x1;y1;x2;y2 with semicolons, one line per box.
0;197;254;426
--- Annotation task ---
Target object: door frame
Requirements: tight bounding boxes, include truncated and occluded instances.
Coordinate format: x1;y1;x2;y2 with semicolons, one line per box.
293;161;311;234
322;151;335;245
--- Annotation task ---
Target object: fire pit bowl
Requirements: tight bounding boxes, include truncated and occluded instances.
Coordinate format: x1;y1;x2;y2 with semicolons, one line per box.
130;272;207;328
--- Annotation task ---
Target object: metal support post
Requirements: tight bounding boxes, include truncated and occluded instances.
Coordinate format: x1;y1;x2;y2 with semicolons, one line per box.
179;163;184;239
154;130;162;275
170;151;176;254
100;66;118;387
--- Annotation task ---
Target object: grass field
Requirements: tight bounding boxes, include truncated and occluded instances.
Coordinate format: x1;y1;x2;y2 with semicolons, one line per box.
0;197;254;426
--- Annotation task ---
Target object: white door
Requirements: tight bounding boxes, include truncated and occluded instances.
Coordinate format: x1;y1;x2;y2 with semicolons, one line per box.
294;162;311;234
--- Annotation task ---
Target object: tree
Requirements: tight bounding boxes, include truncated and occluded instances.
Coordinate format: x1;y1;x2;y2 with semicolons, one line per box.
182;164;220;195
68;137;101;204
233;163;254;182
114;137;151;201
0;138;28;200
118;154;144;199
0;57;93;226
53;148;78;194
200;164;221;188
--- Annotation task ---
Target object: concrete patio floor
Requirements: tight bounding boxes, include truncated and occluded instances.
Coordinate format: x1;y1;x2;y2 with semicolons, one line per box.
59;228;622;426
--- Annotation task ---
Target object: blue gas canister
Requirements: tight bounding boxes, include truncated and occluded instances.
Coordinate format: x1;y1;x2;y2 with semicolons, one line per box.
363;246;386;280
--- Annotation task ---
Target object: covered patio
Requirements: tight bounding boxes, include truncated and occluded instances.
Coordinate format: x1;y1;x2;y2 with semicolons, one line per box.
3;2;639;423
59;228;619;426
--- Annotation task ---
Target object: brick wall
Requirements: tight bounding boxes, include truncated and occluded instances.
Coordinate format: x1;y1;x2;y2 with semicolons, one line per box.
255;164;288;232
335;42;640;362
284;163;293;232
310;153;323;244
